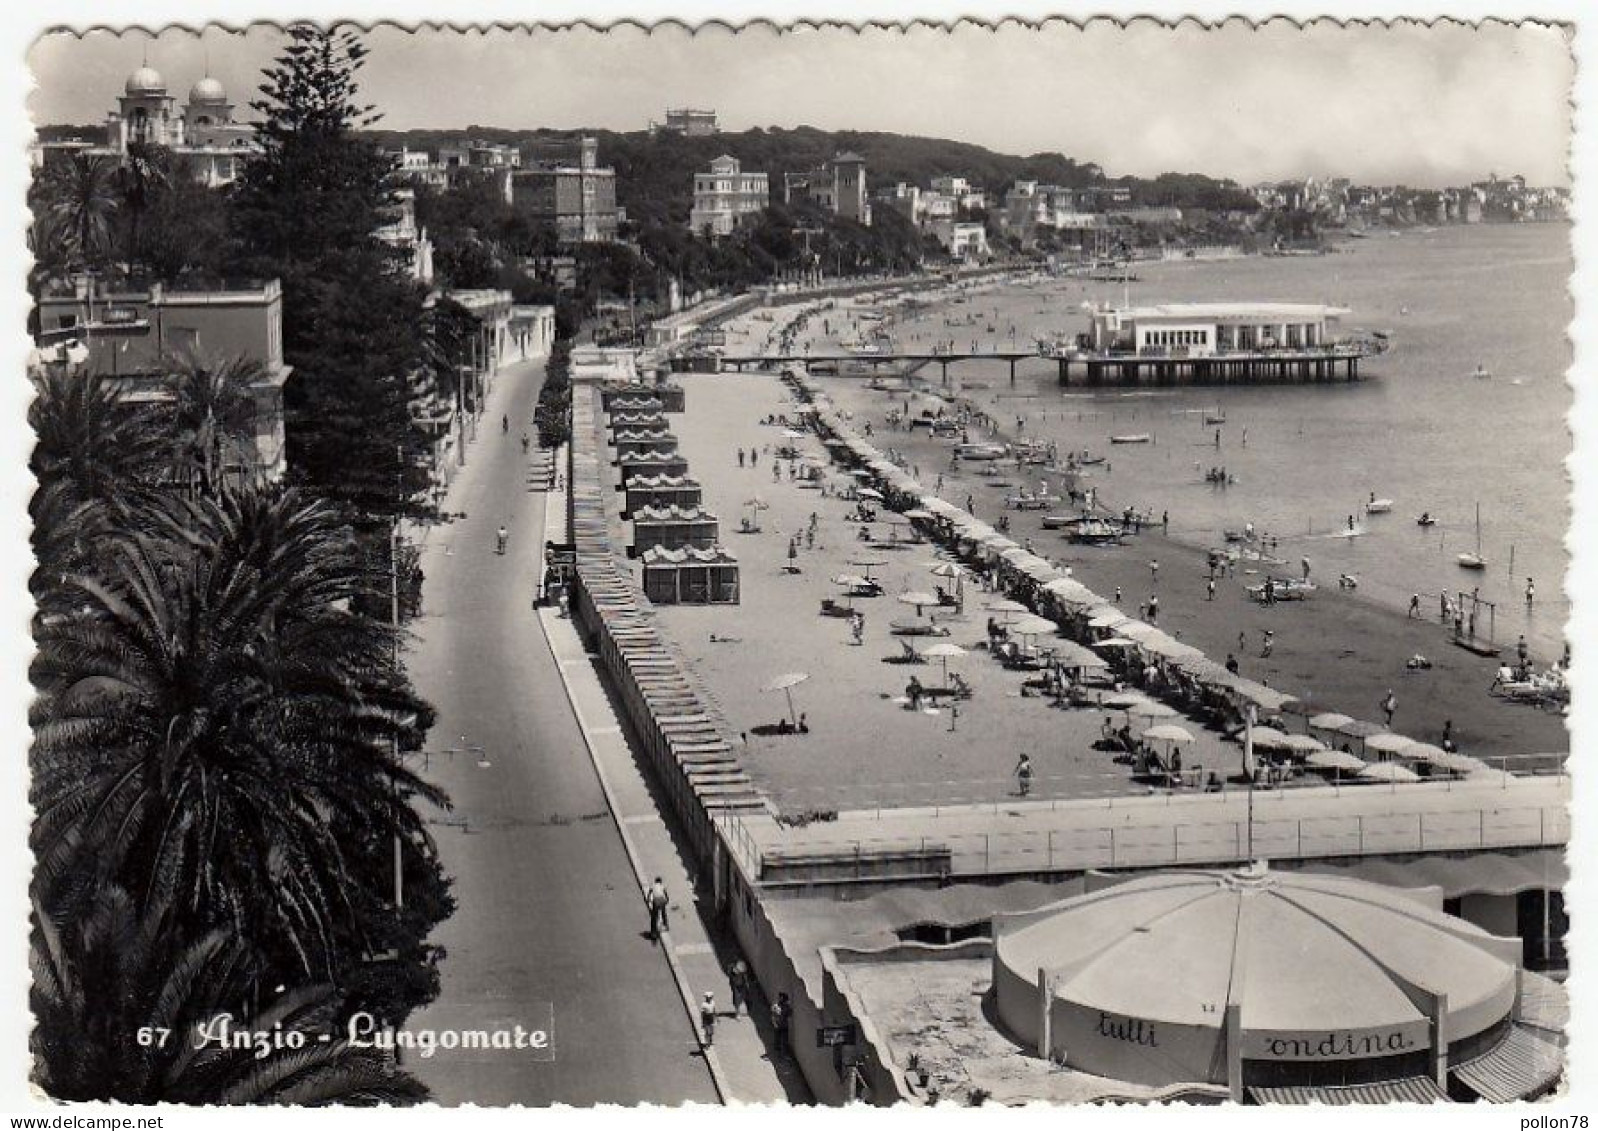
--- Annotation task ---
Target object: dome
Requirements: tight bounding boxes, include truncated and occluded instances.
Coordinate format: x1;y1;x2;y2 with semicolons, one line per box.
992;863;1520;1088
125;65;166;96
188;76;227;104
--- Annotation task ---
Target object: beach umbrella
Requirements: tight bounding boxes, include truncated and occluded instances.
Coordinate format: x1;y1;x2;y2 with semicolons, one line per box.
1281;733;1327;755
850;558;888;580
850;469;873;479
1089;611;1129;629
898;590;938;616
1365;733;1416;759
1245;726;1292;751
921;641;967;684
1103;692;1151;710
1143;724;1195;745
985;599;1028;617
1130;701;1179;721
1359;762;1420;784
783;429;807;439
1010;615;1058;637
1338;719;1387;739
1402;742;1449;764
927;562;969;579
1307;748;1366;773
744;496;770;509
1308;712;1354;730
903;509;934;521
761;671;810;728
857;487;884;501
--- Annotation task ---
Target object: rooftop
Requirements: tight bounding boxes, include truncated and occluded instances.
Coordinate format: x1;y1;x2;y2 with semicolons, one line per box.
1102;302;1351;322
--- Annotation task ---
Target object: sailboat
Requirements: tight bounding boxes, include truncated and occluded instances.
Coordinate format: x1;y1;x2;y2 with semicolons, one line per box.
1457;503;1486;570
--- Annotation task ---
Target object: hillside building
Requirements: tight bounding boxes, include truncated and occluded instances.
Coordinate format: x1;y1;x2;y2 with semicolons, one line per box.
654;108;719;137
689;155;769;238
784;152;871;226
510;136;621;244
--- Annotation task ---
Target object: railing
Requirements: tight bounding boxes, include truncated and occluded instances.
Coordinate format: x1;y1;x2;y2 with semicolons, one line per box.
750;799;1568;881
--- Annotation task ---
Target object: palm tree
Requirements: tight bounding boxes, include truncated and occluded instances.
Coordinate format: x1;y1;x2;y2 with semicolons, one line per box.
29;366;169;621
32;885;427;1104
35;151;120;275
30;482;447;977
164;352;264;496
114;142;171;275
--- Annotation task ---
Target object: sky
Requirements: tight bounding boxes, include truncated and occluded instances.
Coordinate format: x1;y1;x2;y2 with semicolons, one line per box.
27;19;1574;188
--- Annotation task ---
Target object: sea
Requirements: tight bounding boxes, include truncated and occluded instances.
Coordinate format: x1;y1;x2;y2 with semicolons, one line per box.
887;224;1573;658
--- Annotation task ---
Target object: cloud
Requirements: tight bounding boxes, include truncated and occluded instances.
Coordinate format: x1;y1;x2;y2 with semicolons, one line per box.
28;19;1573;186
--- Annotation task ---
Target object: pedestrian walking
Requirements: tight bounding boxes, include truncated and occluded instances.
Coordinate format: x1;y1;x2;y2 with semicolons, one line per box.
1526;577;1536;607
1381;690;1397;726
1225;653;1240;674
1517;634;1529;666
1238;631;1247;653
1149;559;1160;583
850;610;865;646
737;447;745;468
772;993;793;1054
1301;557;1312;582
1206;578;1216;602
1261;630;1274;658
1014;753;1034;797
728;959;750;1018
1147;595;1159;623
1408;594;1420;618
699;992;717;1047
646;877;670;940
1162;510;1169;532
805;526;815;551
1114;586;1123;605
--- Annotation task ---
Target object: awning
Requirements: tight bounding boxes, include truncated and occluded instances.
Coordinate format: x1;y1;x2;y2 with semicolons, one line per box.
1517;971;1569;1040
1452;1026;1564;1103
1248;1076;1448;1105
1282;848;1566;899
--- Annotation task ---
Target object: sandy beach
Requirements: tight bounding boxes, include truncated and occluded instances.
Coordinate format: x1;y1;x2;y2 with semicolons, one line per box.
780;295;1568;763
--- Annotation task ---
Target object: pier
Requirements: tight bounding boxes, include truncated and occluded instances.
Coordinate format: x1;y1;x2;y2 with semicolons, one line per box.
702;341;1378;386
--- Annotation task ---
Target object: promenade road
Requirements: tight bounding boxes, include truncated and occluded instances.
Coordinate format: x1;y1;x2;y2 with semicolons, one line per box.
403;360;717;1105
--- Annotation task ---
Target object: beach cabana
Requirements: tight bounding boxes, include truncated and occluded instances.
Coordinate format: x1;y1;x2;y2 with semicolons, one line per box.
640;545;740;605
624;474;703;515
613;431;681;459
619;450;691;482
631;505;720;552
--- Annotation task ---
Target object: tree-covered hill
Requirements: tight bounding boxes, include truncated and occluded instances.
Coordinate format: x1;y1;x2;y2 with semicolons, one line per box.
362;124;1256;222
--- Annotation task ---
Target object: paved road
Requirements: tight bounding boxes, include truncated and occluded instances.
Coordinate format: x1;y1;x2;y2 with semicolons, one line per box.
403;360;717;1105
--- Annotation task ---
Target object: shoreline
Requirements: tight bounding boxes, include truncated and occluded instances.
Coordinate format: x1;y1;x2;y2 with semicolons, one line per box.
727;291;1568;762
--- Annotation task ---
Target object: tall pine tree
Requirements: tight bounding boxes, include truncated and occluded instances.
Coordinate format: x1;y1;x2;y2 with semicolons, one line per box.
229;25;436;529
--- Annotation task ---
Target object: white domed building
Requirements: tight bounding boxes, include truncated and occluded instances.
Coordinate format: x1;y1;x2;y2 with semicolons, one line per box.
70;63;262;186
990;863;1563;1102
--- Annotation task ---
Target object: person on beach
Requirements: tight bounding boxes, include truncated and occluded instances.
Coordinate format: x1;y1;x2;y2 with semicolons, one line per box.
738;447;745;468
1207;577;1216;602
1301;557;1312;582
1409;594;1421;618
1261;630;1274;658
772;994;793;1054
1162;510;1169;533
1149;560;1160;583
1114;586;1123;605
1147;595;1159;623
1014;753;1034;797
1382;690;1397;726
850;610;865;646
1442;719;1457;753
1518;635;1530;668
906;675;924;711
751;448;758;468
1526;577;1536;607
1225;653;1240;675
1347;514;1355;532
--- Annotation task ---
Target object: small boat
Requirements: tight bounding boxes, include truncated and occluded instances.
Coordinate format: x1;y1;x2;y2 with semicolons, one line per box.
1077;453;1106;466
1471;364;1492;379
1416;513;1437;527
1203;412;1227;426
956;442;1008;461
1365;498;1394;514
1041;513;1079;530
1006;493;1062;511
1067;519;1125;545
1110;434;1152;445
1457;553;1487;571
